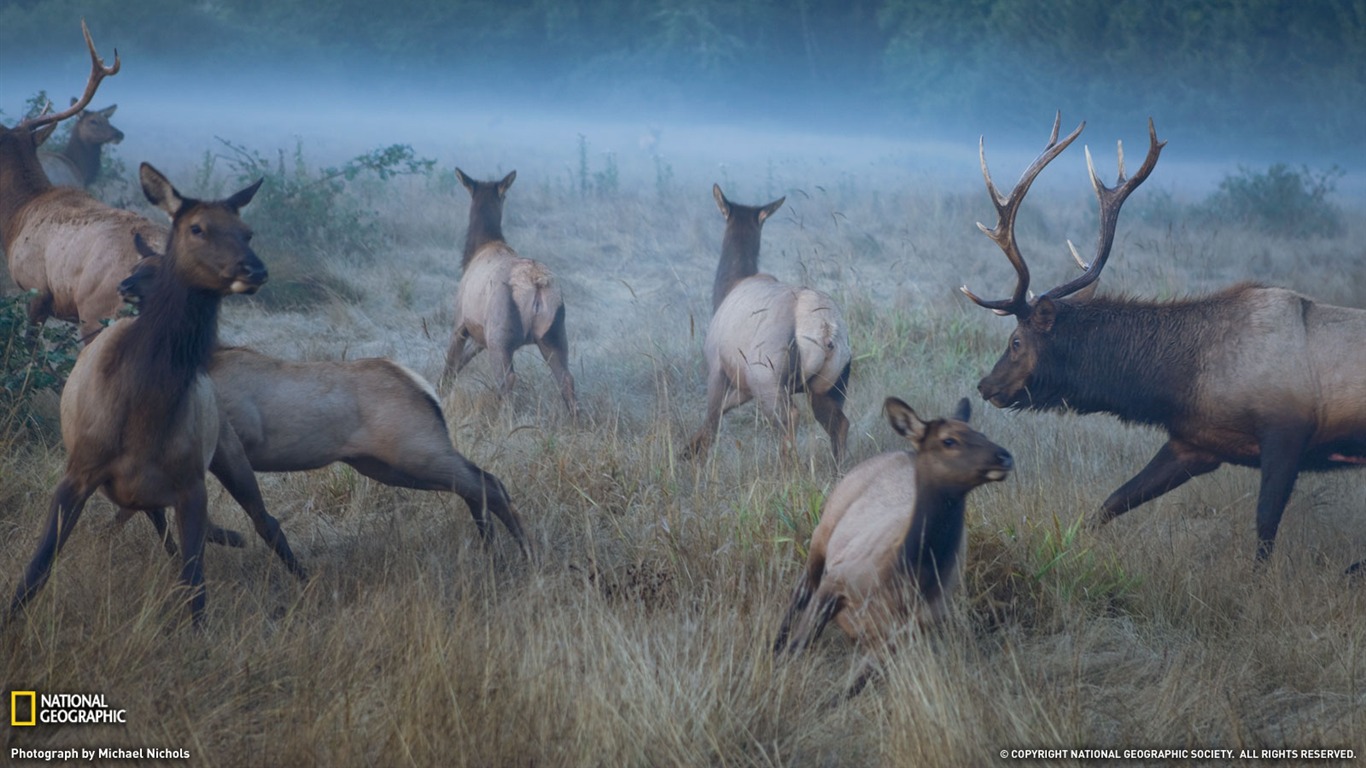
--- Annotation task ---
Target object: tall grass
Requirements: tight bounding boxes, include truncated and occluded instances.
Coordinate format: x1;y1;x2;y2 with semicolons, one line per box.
2;130;1363;766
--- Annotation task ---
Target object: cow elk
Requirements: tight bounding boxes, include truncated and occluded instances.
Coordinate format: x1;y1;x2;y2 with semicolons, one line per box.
684;184;851;461
774;397;1013;693
962;113;1366;563
119;247;533;560
442;169;578;416
0;21;164;341
38;101;123;188
5;163;296;627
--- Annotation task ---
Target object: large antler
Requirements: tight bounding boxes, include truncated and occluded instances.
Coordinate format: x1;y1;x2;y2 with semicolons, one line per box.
20;20;120;131
961;112;1084;317
1041;118;1165;302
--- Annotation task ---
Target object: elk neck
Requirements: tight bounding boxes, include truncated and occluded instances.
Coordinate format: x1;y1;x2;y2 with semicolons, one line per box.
1027;295;1239;426
0;128;54;243
62;135;103;186
711;217;764;313
896;479;967;606
462;194;506;267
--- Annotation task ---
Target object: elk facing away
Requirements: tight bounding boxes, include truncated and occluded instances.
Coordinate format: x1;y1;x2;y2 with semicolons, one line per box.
0;22;164;341
684;185;851;461
120;248;534;561
962;114;1366;562
773;397;1012;692
38;101;123;188
5;163;291;627
442;169;577;416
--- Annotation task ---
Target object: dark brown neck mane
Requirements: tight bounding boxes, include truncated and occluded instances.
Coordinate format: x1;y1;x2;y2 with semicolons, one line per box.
712;207;766;312
898;475;967;605
0;128;55;244
61;133;103;186
462;188;506;267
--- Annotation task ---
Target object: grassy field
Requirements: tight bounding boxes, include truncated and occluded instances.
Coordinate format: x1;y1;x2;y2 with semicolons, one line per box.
2;117;1364;767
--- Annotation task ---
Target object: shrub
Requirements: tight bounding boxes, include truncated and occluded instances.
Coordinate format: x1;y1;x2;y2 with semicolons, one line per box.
0;292;79;445
1201;163;1344;238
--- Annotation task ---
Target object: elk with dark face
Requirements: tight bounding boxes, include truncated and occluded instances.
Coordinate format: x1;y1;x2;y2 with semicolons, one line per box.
441;169;578;416
773;397;1012;693
684;184;851;461
38;102;123;188
4;163;298;627
0;22;165;341
117;249;533;560
963;114;1366;562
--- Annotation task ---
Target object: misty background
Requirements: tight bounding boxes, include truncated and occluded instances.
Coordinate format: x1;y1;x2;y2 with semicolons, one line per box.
2;0;1365;198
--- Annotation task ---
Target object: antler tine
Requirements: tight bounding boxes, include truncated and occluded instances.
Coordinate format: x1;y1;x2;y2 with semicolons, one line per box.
963;112;1084;316
21;20;120;130
1044;118;1166;302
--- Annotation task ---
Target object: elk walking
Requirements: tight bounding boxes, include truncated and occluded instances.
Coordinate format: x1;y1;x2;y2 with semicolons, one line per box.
774;397;1012;693
38;101;123;188
0;22;164;341
962;114;1366;562
5;163;294;627
685;184;850;461
442;169;577;416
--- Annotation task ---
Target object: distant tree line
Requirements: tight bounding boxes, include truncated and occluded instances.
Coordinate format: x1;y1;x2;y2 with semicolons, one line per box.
3;0;1362;153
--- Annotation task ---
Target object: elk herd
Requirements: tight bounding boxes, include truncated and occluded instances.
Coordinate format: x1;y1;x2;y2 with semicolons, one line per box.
2;24;1363;692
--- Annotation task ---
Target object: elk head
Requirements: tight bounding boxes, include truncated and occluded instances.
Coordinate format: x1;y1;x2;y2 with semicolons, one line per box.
140;163;266;295
961;114;1164;409
70;103;123;147
886;397;1014;489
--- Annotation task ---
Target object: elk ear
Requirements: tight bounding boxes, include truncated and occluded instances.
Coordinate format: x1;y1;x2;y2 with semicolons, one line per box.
1031;296;1057;333
97;104;117;117
757;196;786;223
140;162;185;217
225;177;263;213
33;121;59;147
712;184;731;219
952;397;972;423
498;170;516;197
455;168;476;194
1070;280;1100;302
885;397;928;443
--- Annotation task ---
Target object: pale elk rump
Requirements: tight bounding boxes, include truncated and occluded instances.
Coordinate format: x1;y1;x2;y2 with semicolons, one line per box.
116;250;534;561
773;397;1012;694
685;184;851;462
442;169;578;416
961;114;1366;564
0;22;166;342
4;162;293;628
38;101;123;188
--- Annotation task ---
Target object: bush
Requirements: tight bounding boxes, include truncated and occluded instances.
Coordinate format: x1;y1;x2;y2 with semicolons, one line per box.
0;292;79;445
1200;163;1345;238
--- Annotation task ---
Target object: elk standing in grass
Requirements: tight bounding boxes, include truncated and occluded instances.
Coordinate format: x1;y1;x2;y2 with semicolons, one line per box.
0;22;165;342
685;184;851;461
442;169;577;416
774;397;1012;693
962;114;1366;563
38;101;123;188
5;163;296;627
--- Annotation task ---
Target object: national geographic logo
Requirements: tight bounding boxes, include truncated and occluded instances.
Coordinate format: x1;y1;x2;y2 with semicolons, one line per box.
9;690;127;726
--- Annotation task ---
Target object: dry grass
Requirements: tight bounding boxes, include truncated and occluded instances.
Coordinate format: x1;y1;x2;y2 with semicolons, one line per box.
3;125;1364;767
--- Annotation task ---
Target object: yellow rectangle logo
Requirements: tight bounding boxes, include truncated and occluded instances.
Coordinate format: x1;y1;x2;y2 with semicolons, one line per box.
11;691;37;726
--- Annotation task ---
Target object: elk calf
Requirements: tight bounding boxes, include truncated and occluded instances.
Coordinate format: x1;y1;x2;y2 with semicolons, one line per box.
685;185;851;461
5;162;294;627
774;398;1012;687
442;169;577;416
963;114;1366;563
38;102;122;188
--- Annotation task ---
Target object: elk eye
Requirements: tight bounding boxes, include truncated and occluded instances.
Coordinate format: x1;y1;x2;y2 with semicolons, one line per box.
1011;337;1021;351
189;224;204;237
942;437;957;448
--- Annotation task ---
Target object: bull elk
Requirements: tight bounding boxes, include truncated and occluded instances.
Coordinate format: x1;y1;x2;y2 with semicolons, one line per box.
38;101;123;188
773;397;1012;693
684;184;851;461
5;163;294;627
117;248;533;559
0;21;164;341
962;114;1366;562
441;169;578;416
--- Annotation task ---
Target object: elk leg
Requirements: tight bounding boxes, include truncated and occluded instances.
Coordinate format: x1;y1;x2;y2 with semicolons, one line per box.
685;368;732;459
809;390;849;464
1253;428;1310;562
536;309;578;417
140;507;244;556
173;482;209;626
8;476;94;623
455;462;533;559
26;290;54;326
143;508;178;556
443;328;479;382
486;344;518;398
209;423;309;581
1094;441;1221;527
